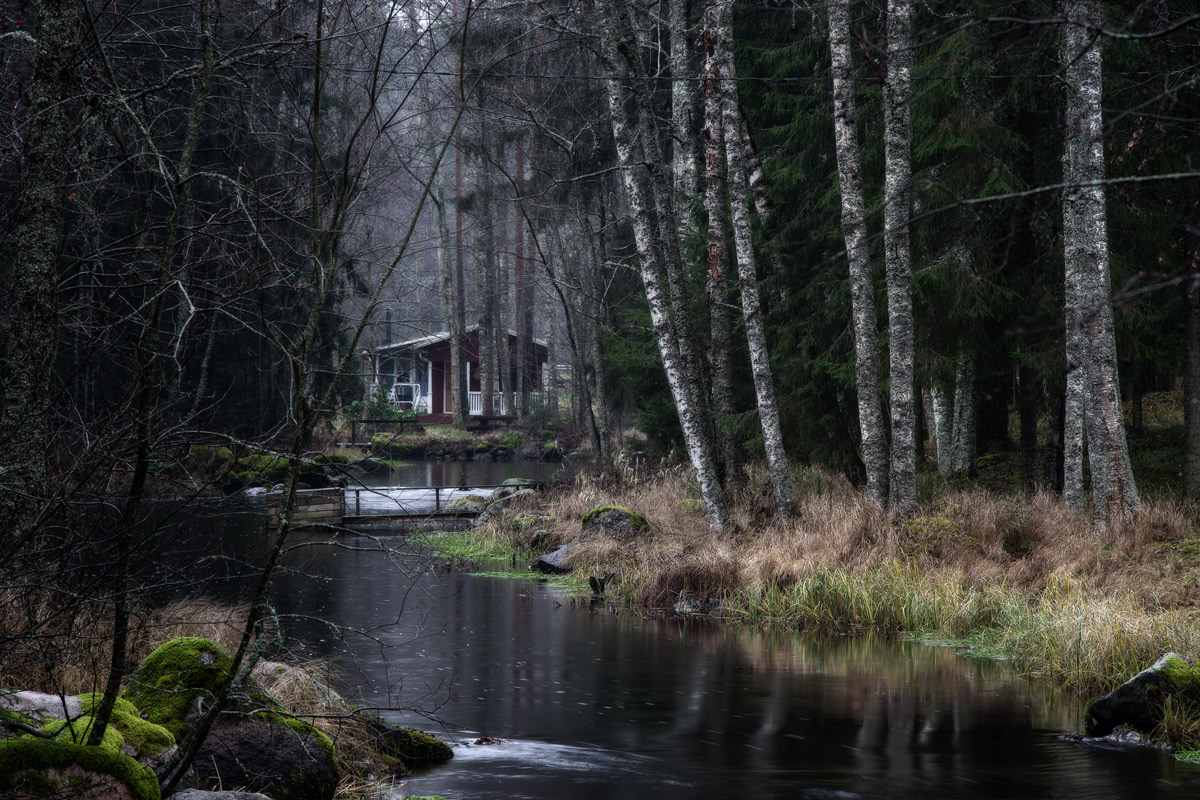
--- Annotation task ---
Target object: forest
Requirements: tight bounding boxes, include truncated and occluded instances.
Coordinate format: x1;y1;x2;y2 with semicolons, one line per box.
2;0;1199;797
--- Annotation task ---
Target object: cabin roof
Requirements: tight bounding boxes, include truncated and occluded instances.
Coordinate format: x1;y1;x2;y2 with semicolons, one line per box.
371;326;546;356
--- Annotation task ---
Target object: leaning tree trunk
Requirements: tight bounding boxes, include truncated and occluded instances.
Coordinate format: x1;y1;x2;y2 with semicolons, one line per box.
1062;0;1139;522
710;0;795;520
883;0;916;516
827;0;888;507
596;2;729;532
669;0;700;202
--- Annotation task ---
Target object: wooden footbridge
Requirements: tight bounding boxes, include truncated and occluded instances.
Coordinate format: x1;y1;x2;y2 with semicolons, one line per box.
266;483;532;528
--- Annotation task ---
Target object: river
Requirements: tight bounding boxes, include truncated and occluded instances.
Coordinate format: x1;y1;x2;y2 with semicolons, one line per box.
160;462;1200;800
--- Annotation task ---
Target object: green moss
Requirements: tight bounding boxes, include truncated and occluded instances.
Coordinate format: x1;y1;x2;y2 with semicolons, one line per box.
40;716;125;752
581;505;649;530
1158;654;1200;693
122;637;233;739
677;499;702;513
78;694;175;757
373;726;453;768
0;739;160;800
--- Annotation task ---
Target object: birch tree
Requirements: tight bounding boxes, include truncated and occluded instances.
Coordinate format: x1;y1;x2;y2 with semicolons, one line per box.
1062;0;1139;522
827;0;888;506
708;0;795;520
883;0;916;515
700;8;744;489
595;0;729;532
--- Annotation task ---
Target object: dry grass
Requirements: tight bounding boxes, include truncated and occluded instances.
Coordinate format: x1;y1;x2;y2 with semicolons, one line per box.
0;594;254;696
510;465;1200;706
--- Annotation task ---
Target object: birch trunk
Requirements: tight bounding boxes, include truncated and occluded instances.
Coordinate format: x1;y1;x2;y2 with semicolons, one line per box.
670;0;700;201
597;11;730;532
700;4;743;489
604;0;710;418
711;0;795;520
827;0;888;507
883;0;916;515
738;111;786;305
496;190;513;416
949;348;976;476
1062;0;1139;521
930;381;953;477
1185;272;1200;500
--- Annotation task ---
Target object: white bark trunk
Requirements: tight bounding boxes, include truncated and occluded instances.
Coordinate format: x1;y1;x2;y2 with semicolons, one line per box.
701;21;744;490
437;186;463;425
884;0;916;516
598;6;730;532
711;0;795;520
1062;0;1139;521
930;381;953;477
827;0;888;506
950;348;976;476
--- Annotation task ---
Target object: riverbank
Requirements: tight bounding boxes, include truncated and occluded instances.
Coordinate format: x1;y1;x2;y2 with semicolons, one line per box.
437;464;1200;749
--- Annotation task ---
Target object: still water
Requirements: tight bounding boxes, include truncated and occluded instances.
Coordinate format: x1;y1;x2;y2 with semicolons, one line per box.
164;476;1200;800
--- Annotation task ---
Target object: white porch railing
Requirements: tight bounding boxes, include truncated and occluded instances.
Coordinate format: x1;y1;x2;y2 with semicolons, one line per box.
468;392;508;416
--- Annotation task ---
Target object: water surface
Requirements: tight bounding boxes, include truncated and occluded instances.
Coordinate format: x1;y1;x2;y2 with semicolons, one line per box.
251;528;1200;800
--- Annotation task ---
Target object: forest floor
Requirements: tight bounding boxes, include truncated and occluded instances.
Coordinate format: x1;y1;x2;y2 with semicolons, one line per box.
421;390;1200;748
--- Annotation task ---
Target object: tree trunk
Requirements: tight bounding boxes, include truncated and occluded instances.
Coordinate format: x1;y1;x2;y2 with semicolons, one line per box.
0;0;83;554
827;0;888;507
437;186;462;425
950;348;976;476
597;5;729;532
710;0;794;520
930;381;952;477
883;0;916;516
479;161;496;417
1044;377;1066;493
1018;363;1040;495
669;0;700;202
1185;271;1200;500
1062;0;1139;521
700;5;744;491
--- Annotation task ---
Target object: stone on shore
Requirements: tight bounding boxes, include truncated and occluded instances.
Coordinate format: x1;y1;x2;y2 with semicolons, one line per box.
1085;652;1200;738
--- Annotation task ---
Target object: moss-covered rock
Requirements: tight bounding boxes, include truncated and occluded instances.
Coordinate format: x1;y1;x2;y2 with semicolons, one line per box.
0;738;160;800
78;694;175;758
192;714;338;800
581;506;650;543
360;714;453;771
40;716;125;752
1085;652;1200;738
122;637;233;739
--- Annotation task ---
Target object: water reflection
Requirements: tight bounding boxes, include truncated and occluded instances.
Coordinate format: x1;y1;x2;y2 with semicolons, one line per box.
244;530;1200;800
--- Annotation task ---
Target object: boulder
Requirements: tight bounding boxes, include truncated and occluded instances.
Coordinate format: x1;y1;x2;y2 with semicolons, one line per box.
191;715;337;800
0;738;160;800
122;638;234;740
533;542;581;575
449;495;490;514
541;445;563;462
359;715;453;771
351;457;389;473
501;477;539;488
1085;652;1200;738
480;489;538;521
1;690;83;724
580;506;650;544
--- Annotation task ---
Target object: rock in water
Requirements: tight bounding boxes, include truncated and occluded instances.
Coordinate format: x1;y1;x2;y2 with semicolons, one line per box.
533;543;580;574
1085;652;1200;738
